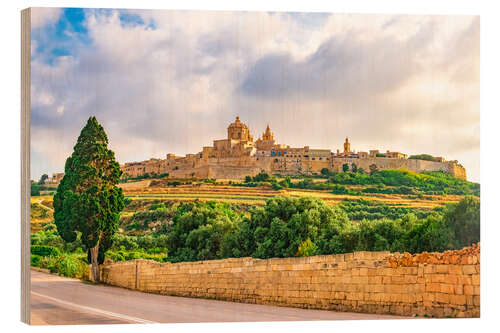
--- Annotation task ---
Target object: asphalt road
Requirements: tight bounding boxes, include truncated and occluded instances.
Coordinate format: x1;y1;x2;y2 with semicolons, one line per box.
30;269;403;325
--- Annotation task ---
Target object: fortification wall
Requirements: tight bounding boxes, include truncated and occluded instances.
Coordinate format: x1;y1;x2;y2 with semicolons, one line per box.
101;245;480;318
332;158;466;180
166;156;273;179
122;155;467;180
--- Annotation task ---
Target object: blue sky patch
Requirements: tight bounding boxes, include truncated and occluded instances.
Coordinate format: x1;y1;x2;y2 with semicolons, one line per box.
32;8;92;65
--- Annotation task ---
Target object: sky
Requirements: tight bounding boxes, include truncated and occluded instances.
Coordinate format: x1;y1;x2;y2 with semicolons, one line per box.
30;8;480;182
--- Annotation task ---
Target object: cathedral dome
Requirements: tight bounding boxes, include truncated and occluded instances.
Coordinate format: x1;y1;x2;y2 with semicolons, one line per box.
227;116;252;141
228;116;248;129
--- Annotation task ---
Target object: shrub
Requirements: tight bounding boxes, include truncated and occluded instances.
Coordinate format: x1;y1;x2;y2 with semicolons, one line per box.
271;182;283;190
54;253;89;278
409;154;436;161
253;172;270;182
31;254;42;267
149;202;166;210
31;183;41;196
34;252;89;279
31;245;61;257
320;168;332;177
296;238;318;257
331;184;349;194
369;164;378;175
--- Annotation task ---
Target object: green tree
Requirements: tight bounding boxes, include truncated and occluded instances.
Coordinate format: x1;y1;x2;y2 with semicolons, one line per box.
53;117;125;282
253;172;270;182
369;164;378;175
31;181;40;196
443;196;480;248
342;163;349;172
38;174;49;185
320;168;331;177
409;154;436;161
351;163;358;173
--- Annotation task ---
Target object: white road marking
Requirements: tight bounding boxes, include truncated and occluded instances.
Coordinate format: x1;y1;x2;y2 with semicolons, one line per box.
31;291;158;324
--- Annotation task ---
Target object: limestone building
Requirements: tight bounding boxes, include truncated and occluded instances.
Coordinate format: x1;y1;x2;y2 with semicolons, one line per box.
120;116;467;180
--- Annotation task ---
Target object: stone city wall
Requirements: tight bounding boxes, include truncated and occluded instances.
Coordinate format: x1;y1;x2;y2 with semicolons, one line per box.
332;157;466;180
121;155;466;180
101;244;479;318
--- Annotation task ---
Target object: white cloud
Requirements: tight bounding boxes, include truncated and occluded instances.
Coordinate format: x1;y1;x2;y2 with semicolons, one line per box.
56;105;65;115
31;7;62;29
29;9;480;182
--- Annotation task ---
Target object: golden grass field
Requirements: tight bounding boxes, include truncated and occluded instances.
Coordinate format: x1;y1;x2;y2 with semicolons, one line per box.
31;180;467;232
30;195;54;233
119;180;464;209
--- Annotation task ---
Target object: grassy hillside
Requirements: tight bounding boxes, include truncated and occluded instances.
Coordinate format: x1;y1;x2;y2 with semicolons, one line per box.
29;169;480;273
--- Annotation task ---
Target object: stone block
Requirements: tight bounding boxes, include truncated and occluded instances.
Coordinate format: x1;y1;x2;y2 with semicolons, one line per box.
435;292;450;304
462;265;477;275
426;283;441;292
448;265;462;275
440;283;454;294
464;285;474;295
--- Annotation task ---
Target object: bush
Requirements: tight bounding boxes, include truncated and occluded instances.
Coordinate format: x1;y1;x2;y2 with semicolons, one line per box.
33;252;89;278
31;183;41;196
105;249;167;263
31;254;42;267
409;154;436;161
331;184;349;195
31;245;61;257
271;182;283;190
253;172;270;182
54;253;89;278
320;168;333;177
296;238;318;257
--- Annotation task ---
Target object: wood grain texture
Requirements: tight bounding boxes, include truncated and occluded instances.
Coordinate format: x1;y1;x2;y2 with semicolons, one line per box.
21;7;31;325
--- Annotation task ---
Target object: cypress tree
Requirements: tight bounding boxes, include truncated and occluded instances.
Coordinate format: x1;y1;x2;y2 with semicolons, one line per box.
54;117;125;282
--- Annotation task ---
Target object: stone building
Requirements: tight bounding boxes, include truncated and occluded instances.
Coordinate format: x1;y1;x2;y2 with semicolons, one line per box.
47;172;64;184
119;116;467;180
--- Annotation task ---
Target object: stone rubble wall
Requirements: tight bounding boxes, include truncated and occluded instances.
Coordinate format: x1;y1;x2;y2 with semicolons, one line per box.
101;244;480;318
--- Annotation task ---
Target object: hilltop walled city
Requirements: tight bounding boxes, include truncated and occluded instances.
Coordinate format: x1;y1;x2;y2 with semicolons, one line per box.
49;116;467;183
